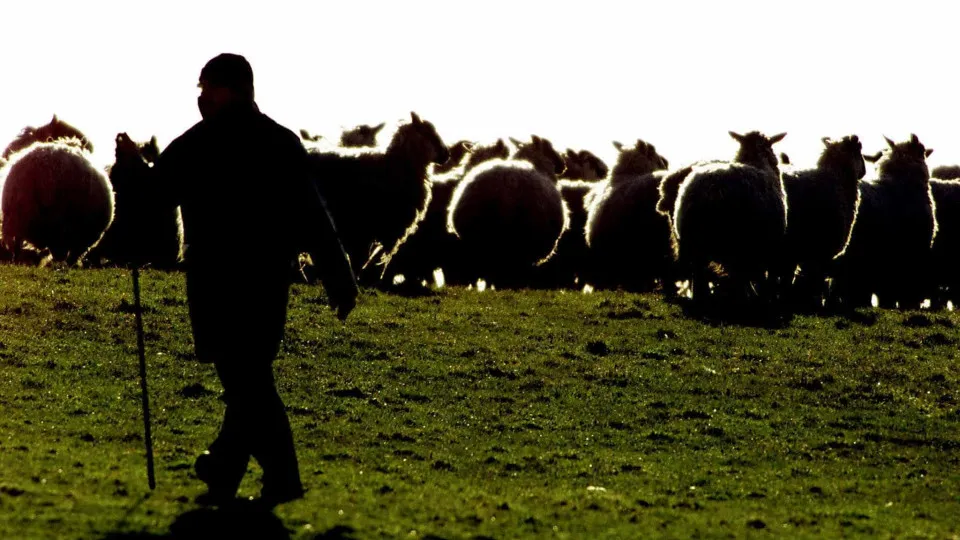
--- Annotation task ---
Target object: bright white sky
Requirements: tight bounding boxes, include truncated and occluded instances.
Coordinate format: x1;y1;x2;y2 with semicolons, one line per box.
2;0;959;170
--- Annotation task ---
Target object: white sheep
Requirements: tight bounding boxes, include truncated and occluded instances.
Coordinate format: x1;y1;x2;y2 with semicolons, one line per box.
447;135;568;288
1;140;114;264
669;131;788;305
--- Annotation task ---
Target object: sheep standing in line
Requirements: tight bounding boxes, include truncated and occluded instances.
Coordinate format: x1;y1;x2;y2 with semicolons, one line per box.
385;139;510;288
447;135;568;288
830;134;936;310
307;112;449;279
776;135;866;310
87;133;183;269
340;122;386;148
929;177;960;309
583;140;674;291
2;115;94;160
667;131;788;305
1;139;114;264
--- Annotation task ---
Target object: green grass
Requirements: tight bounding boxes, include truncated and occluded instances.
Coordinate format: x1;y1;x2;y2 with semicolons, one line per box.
0;265;959;538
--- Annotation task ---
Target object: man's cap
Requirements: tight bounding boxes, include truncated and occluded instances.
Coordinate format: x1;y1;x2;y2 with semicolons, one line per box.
199;53;254;91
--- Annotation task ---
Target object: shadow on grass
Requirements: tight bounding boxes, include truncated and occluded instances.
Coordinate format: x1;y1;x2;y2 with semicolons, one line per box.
670;296;794;329
102;501;358;540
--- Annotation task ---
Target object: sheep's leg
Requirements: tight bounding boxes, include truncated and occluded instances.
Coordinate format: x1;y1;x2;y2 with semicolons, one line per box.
792;265;827;312
690;265;711;305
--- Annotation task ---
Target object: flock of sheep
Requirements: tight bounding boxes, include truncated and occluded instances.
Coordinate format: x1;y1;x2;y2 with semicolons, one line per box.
1;113;959;315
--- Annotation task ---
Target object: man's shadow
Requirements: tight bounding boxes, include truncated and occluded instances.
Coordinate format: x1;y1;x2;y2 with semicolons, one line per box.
102;499;357;540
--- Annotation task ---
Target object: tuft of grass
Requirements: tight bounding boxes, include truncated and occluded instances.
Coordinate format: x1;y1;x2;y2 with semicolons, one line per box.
0;265;958;538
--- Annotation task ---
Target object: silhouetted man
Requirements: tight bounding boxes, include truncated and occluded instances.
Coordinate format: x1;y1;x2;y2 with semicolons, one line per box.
154;53;358;506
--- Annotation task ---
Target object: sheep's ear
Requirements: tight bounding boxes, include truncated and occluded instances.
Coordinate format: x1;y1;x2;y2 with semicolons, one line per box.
494;139;506;150
925;148;934;158
613;141;624;151
729;131;745;143
883;136;896;150
821;136;832;147
769;132;787;144
149;136;159;148
531;135;542;144
410;112;421;124
299;128;311;139
863;151;883;163
910;133;920;143
509;137;523;148
372;122;386;134
51;114;59;123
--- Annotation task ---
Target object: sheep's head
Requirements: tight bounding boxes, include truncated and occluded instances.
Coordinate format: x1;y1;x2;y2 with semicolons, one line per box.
340;122;386;148
819;135;866;180
875;133;933;181
730;131;786;176
300;128;323;143
464;139;509;170
561;149;609;180
448;140;472;163
139;136;160;166
111;133;157;191
884;133;933;162
113;133;159;174
431;140;473;174
388;112;449;166
611;139;669;177
114;132;141;163
513;135;565;178
3;114;94;159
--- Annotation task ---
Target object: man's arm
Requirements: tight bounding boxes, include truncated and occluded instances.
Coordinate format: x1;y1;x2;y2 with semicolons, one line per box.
292;144;358;320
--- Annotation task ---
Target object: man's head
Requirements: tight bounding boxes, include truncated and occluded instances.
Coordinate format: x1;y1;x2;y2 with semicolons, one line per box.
198;53;255;120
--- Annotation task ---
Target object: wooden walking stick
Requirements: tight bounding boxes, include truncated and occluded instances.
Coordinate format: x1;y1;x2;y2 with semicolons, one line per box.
131;266;156;490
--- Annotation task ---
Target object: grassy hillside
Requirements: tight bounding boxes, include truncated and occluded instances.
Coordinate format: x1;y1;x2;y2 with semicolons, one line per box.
0;265;958;538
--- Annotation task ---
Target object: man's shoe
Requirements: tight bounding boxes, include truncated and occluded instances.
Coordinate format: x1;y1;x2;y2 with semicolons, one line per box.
194;450;246;502
254;483;305;509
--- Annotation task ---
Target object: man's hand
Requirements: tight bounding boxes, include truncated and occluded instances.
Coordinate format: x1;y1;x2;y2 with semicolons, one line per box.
330;294;356;321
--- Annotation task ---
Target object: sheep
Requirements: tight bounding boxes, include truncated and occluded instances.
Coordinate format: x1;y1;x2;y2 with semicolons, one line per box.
775;135;866;311
86;133;183;269
931;165;960;180
2;115;94;160
340;122;386;148
668;131;788;305
447;135;568;288
1;139;114;264
830;134;936;310
582;140;674;292
306;112;449;280
384;139;511;289
559;148;609;181
929;178;960;309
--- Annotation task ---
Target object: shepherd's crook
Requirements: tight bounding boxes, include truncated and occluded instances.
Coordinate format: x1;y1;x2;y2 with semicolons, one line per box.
132;267;156;490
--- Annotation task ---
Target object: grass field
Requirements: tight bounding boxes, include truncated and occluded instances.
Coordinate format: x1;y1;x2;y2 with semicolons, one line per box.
0;265;958;539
